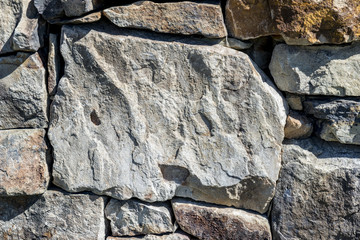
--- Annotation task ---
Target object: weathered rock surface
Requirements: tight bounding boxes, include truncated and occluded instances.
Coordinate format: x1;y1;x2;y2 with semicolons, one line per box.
49;23;286;214
286;93;304;111
0;190;107;239
272;138;360;240
48;34;61;96
107;232;194;240
0;52;48;129
304;99;360;145
0;0;44;53
105;199;176;236
270;43;360;96
103;1;226;38
172;198;272;240
226;0;360;45
52;11;102;25
0;129;49;196
284;111;313;139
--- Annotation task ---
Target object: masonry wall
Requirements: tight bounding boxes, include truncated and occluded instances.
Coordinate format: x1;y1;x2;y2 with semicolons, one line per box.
0;0;359;239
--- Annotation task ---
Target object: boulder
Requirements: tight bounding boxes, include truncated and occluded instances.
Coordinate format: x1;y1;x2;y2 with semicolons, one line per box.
272;138;360;239
0;52;48;129
49;23;287;214
0;190;107;239
270;43;360;96
103;1;227;38
172;198;272;240
0;129;49;196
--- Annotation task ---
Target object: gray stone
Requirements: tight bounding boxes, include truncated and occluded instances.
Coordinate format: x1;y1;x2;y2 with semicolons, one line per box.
172;198;272;240
49;23;287;214
103;1;227;38
0;52;48;129
304;99;360;145
0;190;107;239
286;93;304;111
220;38;253;50
0;129;49;196
272;138;360;240
107;232;194;240
105;199;176;236
48;34;61;96
270;43;360;96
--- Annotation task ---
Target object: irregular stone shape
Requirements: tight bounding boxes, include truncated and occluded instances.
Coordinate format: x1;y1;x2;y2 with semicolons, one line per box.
286;93;304;111
49;23;287;214
272;138;360;240
284;111;313;139
219;37;253;50
0;52;48;129
51;11;102;25
304;99;360;145
34;0;103;21
105;199;176;236
103;1;227;38
270;43;360;96
48;34;61;96
0;129;49;196
172;198;272;240
226;0;360;45
0;190;107;239
107;232;193;240
0;0;44;53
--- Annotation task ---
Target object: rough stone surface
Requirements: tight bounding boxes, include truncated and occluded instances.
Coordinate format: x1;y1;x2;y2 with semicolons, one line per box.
0;129;49;196
107;232;194;240
48;34;61;96
0;0;44;53
286;93;304;111
0;190;107;239
51;11;102;25
270;43;360;96
172;198;272;240
304;99;360;145
0;52;48;129
105;199;176;236
103;1;227;38
272;138;360;240
226;0;360;45
284;111;313;139
48;23;287;214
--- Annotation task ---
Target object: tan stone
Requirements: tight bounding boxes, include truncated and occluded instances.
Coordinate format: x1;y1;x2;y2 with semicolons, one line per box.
50;11;102;25
0;129;49;196
284;111;313;139
104;1;227;38
286;93;303;111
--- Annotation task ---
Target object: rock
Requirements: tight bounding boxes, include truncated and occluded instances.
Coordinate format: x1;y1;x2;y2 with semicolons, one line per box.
270;43;360;96
272;138;360;239
0;0;44;54
107;232;194;240
103;1;227;38
50;11;102;25
172;198;272;240
0;52;48;129
286;93;304;111
219;37;253;50
304;99;360;145
284;111;313;139
49;23;287;214
105;199;176;236
48;34;61;96
226;0;360;45
0;129;49;196
34;0;103;21
0;190;107;239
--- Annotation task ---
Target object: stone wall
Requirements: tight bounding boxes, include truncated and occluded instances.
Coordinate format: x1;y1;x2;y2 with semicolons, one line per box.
0;0;359;239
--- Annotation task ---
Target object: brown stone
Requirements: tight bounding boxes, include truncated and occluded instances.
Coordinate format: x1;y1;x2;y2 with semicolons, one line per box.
284;111;313;139
0;129;49;196
50;11;102;25
172;198;272;240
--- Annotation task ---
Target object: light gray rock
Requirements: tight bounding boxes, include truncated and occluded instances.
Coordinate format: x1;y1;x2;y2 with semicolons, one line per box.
107;232;194;240
0;129;49;196
172;198;272;240
304;99;360;145
105;199;176;236
0;190;107;239
49;23;287;214
270;43;360;96
48;34;61;96
103;1;227;38
272;138;360;240
0;52;48;129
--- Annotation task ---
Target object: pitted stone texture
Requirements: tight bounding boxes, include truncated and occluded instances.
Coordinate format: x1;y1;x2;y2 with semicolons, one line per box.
49;23;286;214
107;232;194;240
0;129;49;196
272;138;360;240
0;0;44;53
0;52;48;129
284;111;313;139
172;198;272;240
105;199;176;236
304;99;360;145
0;190;107;239
226;0;360;45
103;1;227;38
270;43;360;96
